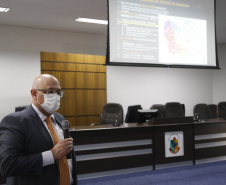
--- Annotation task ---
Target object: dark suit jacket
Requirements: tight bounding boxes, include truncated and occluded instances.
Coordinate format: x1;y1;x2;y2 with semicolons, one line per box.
0;105;77;185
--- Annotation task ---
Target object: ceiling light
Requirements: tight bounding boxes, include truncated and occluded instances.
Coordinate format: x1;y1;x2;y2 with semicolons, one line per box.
0;7;10;12
75;17;108;25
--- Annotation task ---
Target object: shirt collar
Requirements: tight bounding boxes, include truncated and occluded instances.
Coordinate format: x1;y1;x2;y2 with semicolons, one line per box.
32;103;55;122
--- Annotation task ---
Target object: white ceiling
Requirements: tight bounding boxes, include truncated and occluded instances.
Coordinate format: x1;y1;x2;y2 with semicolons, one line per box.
0;0;226;43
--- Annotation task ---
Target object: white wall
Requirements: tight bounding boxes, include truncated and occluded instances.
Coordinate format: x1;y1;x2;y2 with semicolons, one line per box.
0;24;226;121
0;25;107;120
107;66;214;117
213;44;226;103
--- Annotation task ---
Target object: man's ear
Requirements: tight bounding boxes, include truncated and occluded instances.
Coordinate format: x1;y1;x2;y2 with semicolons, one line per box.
31;89;37;100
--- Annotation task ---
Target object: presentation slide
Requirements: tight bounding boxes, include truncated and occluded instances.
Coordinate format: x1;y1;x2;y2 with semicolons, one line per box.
108;0;218;68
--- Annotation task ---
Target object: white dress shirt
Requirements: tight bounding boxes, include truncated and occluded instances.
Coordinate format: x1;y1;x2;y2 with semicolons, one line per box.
32;104;73;184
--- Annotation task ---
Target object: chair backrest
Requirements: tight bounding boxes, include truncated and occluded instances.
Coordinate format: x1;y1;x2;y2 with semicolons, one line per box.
125;105;142;123
217;102;226;118
100;103;123;124
208;104;218;118
193;103;211;119
15;105;28;112
150;104;167;117
165;102;185;117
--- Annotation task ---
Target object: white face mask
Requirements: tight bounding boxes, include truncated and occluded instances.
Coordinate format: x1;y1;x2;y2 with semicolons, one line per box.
38;93;60;114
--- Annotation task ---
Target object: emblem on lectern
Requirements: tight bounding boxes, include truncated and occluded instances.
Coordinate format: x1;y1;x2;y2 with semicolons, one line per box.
169;137;180;154
165;131;184;157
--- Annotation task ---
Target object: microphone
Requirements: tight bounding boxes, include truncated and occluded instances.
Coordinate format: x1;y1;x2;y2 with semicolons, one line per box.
61;120;72;159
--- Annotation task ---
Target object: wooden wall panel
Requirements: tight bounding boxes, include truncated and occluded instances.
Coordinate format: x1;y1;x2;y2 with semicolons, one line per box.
76;73;106;89
41;52;106;64
41;62;106;72
76;90;106;116
57;90;76;116
41;52;106;126
77;116;101;126
75;63;106;72
41;71;106;89
64;117;77;127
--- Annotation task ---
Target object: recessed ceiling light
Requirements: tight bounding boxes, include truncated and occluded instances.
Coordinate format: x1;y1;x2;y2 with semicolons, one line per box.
75;17;108;25
0;7;10;12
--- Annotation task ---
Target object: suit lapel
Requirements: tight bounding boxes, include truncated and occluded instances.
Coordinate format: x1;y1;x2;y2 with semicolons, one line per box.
27;105;53;148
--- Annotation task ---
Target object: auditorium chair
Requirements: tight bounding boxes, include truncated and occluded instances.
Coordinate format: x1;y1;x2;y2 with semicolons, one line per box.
150;104;167;117
217;102;226;118
100;103;123;124
15;105;28;112
91;103;123;125
193;103;211;120
208;104;218;118
125;104;142;123
165;102;185;117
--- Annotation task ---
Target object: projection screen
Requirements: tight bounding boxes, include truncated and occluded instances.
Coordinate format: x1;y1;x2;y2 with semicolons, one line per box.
107;0;219;69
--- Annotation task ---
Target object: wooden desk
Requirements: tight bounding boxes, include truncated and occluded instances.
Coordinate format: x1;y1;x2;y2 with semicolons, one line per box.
194;118;226;164
70;123;154;179
70;117;194;179
0;175;6;185
149;117;194;169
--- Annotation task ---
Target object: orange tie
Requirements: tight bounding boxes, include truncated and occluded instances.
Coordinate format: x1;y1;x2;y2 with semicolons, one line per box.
45;117;70;185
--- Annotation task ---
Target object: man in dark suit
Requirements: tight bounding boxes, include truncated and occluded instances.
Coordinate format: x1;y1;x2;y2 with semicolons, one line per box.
0;74;77;185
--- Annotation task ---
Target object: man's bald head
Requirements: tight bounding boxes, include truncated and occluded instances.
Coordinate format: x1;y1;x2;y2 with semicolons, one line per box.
32;74;60;90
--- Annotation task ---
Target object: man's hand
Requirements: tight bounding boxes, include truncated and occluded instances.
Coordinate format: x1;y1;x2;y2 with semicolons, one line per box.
51;138;73;160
